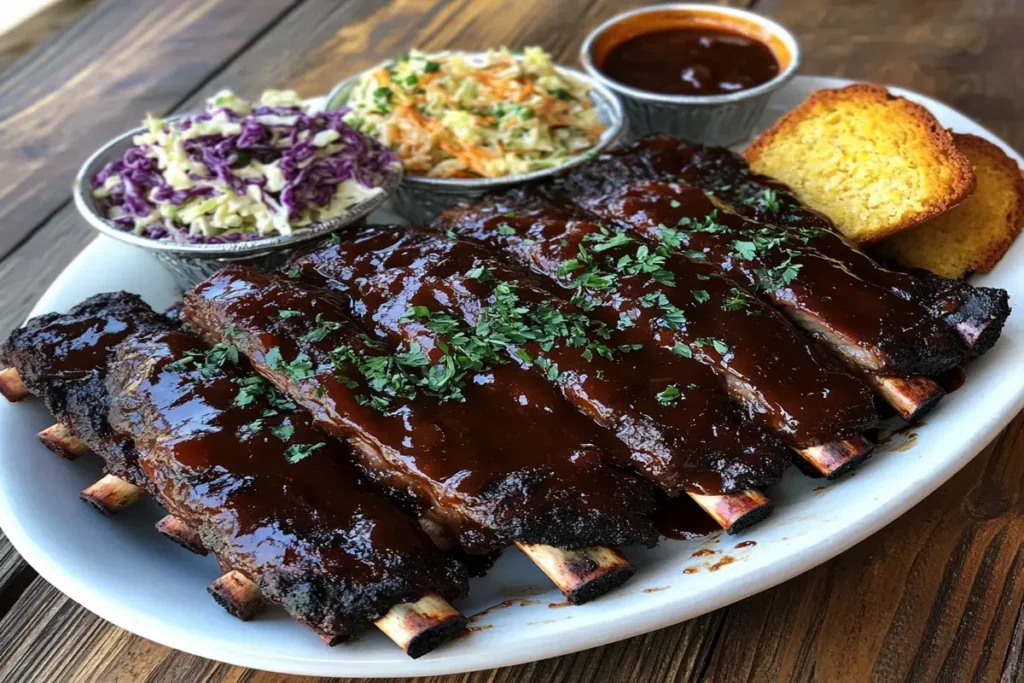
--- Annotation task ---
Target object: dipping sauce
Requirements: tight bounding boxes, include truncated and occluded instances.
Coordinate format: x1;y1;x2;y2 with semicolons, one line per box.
599;27;780;96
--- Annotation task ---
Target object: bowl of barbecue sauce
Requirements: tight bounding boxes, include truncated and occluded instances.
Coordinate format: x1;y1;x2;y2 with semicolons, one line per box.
581;4;800;145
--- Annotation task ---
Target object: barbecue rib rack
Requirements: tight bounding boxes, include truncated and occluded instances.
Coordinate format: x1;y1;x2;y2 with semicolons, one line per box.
0;136;1009;657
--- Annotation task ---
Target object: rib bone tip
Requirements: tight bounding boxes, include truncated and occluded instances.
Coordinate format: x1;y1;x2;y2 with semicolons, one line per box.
0;368;28;402
515;542;635;604
208;570;263;621
79;474;145;516
37;424;88;460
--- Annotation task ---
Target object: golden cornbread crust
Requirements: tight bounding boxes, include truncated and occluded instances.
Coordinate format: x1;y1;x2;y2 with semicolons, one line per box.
874;133;1024;278
744;84;976;244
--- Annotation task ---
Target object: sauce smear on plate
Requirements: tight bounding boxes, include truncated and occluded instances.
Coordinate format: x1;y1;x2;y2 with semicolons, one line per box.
599;28;779;96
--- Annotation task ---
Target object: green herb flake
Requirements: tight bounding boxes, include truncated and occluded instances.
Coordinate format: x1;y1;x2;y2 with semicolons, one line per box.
671;343;692;358
271;423;295;441
285;442;326;464
656;384;682;407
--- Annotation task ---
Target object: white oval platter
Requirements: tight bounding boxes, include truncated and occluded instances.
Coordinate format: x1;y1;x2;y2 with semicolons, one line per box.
0;76;1021;678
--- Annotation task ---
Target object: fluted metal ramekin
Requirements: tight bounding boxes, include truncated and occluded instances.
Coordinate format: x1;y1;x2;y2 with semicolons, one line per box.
73;123;402;290
324;56;625;225
580;4;801;146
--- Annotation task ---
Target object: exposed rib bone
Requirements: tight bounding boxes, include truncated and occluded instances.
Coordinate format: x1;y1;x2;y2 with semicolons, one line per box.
0;368;27;402
79;474;145;515
794;435;874;479
207;570;264;621
211;571;466;656
515;542;636;604
688;489;773;534
870;375;944;423
155;515;207;556
37;423;88;460
373;592;469;658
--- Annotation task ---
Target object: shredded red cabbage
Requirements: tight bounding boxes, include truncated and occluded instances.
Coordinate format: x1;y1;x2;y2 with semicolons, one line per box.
92;98;397;244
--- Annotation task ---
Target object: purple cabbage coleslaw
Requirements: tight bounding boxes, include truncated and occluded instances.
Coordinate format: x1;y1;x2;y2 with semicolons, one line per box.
91;90;399;244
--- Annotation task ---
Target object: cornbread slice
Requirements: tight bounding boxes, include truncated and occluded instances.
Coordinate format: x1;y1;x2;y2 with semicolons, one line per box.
744;84;976;244
874;133;1024;278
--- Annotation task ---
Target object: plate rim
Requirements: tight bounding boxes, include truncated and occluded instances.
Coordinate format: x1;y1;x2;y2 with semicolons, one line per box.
2;74;1023;677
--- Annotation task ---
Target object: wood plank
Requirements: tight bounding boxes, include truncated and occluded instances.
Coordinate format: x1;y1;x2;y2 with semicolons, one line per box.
0;0;99;71
756;0;1024;150
704;419;1024;683
0;0;301;261
3;0;1023;681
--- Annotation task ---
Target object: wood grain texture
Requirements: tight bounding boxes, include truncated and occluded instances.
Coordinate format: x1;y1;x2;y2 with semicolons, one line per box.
0;0;99;71
0;0;300;260
0;0;1022;681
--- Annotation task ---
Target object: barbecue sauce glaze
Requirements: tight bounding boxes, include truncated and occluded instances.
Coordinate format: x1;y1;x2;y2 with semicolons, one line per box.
297;229;789;495
184;268;659;554
599;28;779;96
0;292;169;393
556;146;969;378
632;136;1009;355
437;194;879;448
107;329;467;640
0;292;173;486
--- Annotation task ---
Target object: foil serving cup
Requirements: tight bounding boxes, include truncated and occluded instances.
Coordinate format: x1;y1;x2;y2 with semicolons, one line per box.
74;122;401;290
324;55;625;225
580;3;801;146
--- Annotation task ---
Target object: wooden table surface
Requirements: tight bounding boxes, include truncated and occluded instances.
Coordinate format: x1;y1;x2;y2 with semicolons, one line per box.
0;0;1022;680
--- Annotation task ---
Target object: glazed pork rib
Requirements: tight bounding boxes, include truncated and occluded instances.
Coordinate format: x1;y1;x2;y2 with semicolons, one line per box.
555;152;972;421
0;294;473;656
435;196;878;470
106;328;469;654
184;266;657;602
0;293;174;512
293;226;784;530
629;136;1011;356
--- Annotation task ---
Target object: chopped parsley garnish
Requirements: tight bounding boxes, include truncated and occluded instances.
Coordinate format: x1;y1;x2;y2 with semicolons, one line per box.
722;288;750;311
264;347;283;369
691;290;710;304
732;240;758;261
271;423;295;442
694;337;730;355
656;384;682;406
671;343;692;358
232;375;295;411
279;310;301;318
166;341;239;378
285;442;326;464
301;313;342;342
280;352;315;381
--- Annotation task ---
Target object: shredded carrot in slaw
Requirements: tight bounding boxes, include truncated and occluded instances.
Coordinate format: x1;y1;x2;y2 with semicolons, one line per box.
343;47;605;178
